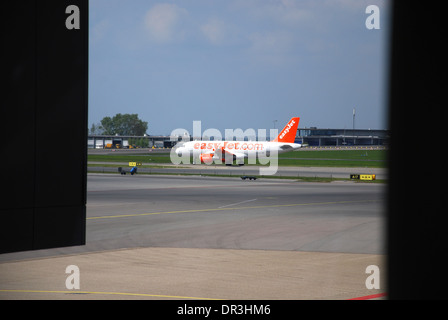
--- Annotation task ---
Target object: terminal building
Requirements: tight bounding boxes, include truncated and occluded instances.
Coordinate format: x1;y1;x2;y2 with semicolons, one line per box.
88;128;388;149
296;128;388;147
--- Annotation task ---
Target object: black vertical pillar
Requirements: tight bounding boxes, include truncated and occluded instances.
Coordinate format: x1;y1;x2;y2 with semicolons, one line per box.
1;0;88;253
387;2;447;299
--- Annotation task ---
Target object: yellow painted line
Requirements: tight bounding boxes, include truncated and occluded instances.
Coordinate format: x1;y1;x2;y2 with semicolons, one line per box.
0;289;221;300
87;199;380;220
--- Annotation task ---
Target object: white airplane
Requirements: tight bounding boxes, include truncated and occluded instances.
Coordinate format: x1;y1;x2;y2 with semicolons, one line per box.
174;117;301;166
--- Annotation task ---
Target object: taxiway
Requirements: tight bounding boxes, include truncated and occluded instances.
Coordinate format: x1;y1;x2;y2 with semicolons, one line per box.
0;174;386;299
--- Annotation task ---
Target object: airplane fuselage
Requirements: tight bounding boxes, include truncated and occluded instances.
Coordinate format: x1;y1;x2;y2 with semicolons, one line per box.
173;117;302;165
175;140;301;156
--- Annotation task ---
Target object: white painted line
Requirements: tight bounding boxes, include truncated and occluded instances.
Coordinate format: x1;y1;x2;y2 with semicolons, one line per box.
218;199;258;209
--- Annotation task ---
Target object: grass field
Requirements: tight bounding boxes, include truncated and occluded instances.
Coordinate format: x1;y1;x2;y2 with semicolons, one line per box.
277;149;386;167
88;149;387;168
88;153;172;164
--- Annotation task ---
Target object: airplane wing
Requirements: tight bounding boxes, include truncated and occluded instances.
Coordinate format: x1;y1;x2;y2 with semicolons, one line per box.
217;147;246;164
198;145;247;165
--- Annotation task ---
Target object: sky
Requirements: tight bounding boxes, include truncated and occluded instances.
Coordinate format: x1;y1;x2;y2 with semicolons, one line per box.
89;0;390;135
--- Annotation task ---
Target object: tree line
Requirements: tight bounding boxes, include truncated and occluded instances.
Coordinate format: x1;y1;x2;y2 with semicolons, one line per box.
89;113;148;136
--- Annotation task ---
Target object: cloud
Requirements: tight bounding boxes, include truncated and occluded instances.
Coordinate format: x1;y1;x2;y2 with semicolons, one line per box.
245;0;314;27
200;18;242;46
144;3;188;43
201;18;227;45
246;31;297;66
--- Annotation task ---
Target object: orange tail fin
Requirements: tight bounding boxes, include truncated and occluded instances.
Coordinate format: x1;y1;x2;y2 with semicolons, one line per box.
273;117;300;143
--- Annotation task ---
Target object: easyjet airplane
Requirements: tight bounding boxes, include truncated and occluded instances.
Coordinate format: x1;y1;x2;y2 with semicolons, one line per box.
174;117;301;165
